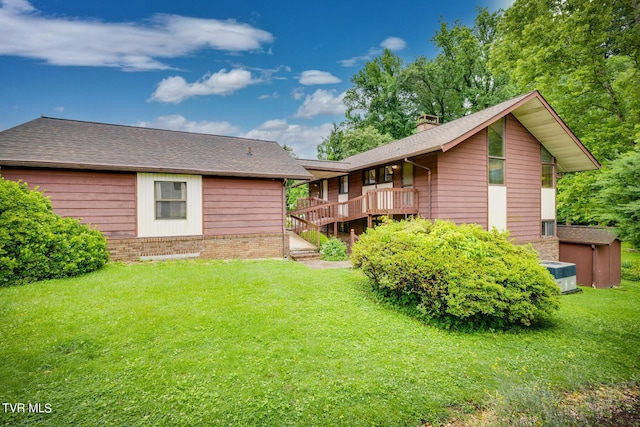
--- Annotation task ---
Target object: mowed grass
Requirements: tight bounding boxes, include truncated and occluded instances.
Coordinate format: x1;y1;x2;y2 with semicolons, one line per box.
1;259;639;426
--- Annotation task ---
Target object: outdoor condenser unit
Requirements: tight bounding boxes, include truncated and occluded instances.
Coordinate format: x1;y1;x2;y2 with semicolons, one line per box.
540;261;578;294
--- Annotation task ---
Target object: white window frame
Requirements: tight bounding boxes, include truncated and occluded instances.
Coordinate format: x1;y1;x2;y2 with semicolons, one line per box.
137;173;202;237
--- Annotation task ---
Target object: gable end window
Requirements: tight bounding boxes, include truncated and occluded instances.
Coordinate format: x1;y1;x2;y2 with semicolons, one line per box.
155;181;187;219
541;146;555;188
488;118;505;185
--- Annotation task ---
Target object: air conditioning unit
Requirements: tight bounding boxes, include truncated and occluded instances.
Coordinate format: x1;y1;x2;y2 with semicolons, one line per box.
540;261;578;294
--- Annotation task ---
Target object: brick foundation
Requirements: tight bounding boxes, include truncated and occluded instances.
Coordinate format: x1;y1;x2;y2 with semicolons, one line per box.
522;237;560;261
107;233;288;262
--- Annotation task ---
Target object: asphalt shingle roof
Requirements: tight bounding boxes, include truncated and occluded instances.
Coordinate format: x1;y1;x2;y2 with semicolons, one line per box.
299;91;600;176
557;225;618;245
0;117;312;180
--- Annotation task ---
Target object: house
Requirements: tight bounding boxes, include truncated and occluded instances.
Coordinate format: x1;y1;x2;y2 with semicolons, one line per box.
0;117;311;261
289;91;601;260
557;225;621;287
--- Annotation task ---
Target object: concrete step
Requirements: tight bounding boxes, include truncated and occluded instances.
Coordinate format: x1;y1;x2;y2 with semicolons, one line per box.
290;250;320;261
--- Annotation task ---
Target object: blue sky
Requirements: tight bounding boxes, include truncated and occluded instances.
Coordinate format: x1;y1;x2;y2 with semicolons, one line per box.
0;0;513;159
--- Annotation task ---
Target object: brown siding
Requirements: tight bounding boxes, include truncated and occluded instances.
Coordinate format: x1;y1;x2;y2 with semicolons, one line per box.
203;177;284;236
435;132;488;227
560;241;621;288
1;168;136;237
410;154;437;219
506;115;542;242
348;170;363;199
328;177;339;203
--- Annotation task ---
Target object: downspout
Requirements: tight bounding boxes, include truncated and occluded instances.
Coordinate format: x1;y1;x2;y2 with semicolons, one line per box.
283;179;288;259
404;158;431;220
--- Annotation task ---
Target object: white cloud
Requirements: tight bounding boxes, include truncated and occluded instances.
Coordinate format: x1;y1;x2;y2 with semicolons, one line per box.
0;1;274;71
54;106;64;112
291;88;306;101
380;37;406;51
242;119;334;159
294;89;346;119
134;114;240;135
298;70;341;85
339;36;407;67
150;69;259;103
338;47;381;67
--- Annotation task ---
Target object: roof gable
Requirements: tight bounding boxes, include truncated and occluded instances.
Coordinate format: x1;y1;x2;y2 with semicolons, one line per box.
0;117;311;180
300;91;600;177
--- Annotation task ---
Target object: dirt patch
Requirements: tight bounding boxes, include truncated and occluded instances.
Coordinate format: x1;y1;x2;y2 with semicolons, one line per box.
427;383;640;427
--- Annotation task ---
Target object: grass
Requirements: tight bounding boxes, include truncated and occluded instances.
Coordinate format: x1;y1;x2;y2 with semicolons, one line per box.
1;259;639;426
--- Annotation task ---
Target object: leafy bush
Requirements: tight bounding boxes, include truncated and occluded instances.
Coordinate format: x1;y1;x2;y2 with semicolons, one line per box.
351;218;561;330
320;238;348;261
0;178;109;286
621;260;640;282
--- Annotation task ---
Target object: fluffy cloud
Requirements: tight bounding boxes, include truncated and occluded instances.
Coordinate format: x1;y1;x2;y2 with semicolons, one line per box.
380;37;407;51
150;69;259;103
294;89;346;119
242;119;334;159
298;70;341;85
134;115;240;135
0;1;274;71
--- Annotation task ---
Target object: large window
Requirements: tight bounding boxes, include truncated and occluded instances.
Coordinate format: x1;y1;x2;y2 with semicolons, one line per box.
155;181;187;219
488;118;505;185
363;165;394;186
541;146;555;188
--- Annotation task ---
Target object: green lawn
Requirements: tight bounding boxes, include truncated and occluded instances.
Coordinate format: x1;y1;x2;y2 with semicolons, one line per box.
1;259;639;426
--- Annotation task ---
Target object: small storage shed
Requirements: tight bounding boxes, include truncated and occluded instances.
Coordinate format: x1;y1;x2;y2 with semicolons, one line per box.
557;225;621;288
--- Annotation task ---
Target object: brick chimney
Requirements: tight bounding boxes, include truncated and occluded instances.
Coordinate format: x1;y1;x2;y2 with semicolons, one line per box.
417;114;439;132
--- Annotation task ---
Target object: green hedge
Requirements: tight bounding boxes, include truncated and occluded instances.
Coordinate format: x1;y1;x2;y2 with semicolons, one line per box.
0;178;109;286
351;218;560;330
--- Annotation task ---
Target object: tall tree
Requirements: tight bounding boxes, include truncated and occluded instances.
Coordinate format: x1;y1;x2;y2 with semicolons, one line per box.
491;0;639;227
343;49;415;140
490;0;639;161
317;125;392;161
401;7;513;123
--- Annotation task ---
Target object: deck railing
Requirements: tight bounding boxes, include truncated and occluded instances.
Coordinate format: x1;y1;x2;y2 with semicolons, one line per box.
290;188;419;226
289;214;321;248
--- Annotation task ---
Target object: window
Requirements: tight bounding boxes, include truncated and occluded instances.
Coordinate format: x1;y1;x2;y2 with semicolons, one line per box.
542;220;555;237
488;118;505;185
339;176;349;194
541;146;555;188
377;166;393;184
363;169;376;186
402;163;413;187
155;181;186;219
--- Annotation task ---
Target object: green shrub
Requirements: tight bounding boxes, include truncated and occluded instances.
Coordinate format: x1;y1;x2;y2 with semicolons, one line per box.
351;218;561;330
621;260;640;282
320;238;348;261
0;178;109;286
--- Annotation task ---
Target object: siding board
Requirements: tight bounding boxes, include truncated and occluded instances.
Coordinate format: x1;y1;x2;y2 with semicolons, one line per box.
435;132;488;227
505;115;542;241
1;168;136;237
203;177;284;236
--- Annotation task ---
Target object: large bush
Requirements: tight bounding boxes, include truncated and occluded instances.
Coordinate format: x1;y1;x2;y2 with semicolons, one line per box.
0;178;109;286
351;218;560;329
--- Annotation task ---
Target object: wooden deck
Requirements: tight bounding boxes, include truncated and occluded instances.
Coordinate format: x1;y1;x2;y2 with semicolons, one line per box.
288;188;419;247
